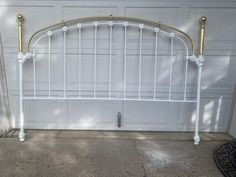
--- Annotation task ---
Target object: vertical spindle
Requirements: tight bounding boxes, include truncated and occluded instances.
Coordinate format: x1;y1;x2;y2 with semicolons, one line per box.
62;26;67;98
77;23;82;98
93;22;98;99
153;28;159;100
184;58;188;100
33;47;36;97
47;31;52;98
108;21;113;98
169;33;175;100
138;24;144;100
123;22;128;99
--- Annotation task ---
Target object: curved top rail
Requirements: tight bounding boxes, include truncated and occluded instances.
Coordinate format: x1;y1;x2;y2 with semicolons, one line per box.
27;16;195;55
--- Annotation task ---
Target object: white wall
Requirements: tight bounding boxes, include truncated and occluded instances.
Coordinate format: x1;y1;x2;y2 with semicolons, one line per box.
0;35;11;135
1;0;236;132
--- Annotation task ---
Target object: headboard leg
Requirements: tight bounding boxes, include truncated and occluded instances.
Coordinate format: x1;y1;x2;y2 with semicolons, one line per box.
18;63;25;142
194;16;206;145
194;64;203;145
17;14;26;142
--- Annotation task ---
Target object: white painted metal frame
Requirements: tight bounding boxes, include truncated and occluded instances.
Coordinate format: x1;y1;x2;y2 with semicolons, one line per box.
17;16;205;145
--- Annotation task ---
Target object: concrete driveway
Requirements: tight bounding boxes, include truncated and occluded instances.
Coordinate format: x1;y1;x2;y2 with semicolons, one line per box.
0;130;232;177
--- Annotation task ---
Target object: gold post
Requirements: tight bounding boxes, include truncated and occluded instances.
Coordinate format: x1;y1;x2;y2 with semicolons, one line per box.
17;14;24;53
199;16;206;55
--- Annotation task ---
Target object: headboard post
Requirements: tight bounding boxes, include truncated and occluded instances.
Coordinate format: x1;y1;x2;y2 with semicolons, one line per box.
17;14;24;53
199;16;206;55
193;16;207;145
17;14;26;142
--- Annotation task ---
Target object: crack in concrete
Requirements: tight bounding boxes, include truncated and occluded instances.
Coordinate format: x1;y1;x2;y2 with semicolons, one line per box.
133;140;148;177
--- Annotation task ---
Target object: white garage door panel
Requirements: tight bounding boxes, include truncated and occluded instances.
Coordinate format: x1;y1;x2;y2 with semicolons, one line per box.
188;7;236;41
62;6;119;20
178;98;231;132
201;55;236;90
122;102;178;131
125;7;182;27
0;5;57;48
23;100;67;128
19;100;122;130
67;100;122;130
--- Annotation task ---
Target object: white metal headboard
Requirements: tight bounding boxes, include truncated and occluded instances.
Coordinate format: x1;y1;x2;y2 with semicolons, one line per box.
16;14;206;145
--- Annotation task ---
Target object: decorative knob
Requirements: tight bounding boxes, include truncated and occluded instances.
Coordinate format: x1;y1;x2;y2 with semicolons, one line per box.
200;16;206;28
17;14;24;22
200;16;207;22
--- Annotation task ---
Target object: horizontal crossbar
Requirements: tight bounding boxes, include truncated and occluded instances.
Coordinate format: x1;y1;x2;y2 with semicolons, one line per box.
22;97;197;103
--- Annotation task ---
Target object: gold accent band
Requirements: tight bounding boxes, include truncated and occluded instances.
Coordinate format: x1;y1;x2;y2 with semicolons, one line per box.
199;16;206;55
27;16;195;55
17;14;24;52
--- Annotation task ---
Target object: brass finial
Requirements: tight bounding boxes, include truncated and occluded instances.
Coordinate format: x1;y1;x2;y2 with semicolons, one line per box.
17;14;24;52
17;14;24;21
199;16;207;55
200;16;206;28
200;16;207;23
